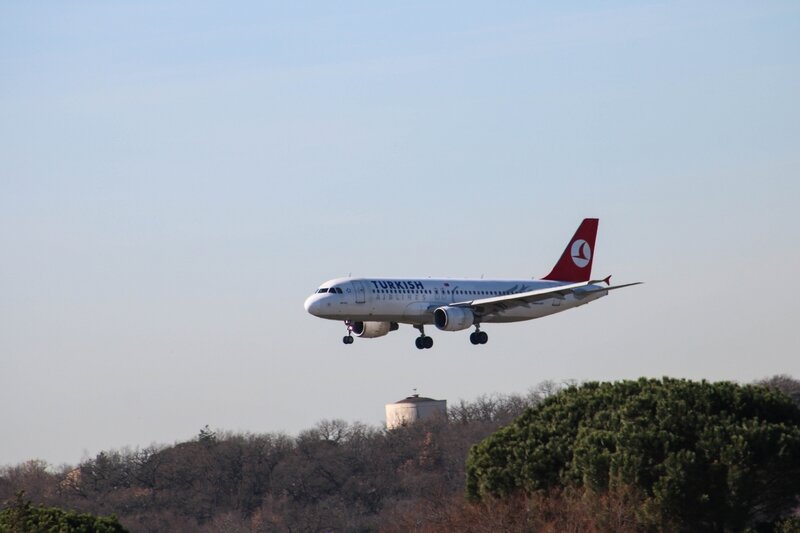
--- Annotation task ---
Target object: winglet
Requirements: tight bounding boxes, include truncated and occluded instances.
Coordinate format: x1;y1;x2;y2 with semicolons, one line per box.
542;218;599;282
603;275;611;285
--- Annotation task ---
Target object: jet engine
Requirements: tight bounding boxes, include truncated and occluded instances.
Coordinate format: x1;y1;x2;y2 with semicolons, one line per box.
351;321;399;338
433;306;475;331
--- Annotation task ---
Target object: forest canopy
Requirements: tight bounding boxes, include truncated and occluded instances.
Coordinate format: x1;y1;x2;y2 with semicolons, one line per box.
466;378;800;531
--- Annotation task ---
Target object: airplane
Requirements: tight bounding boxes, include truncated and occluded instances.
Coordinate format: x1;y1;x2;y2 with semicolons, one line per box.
303;218;641;349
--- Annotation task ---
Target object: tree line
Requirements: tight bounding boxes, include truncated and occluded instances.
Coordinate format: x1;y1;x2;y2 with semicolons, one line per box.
1;376;798;532
0;384;558;532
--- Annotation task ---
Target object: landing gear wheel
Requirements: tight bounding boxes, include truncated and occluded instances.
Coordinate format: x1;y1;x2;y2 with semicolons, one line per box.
415;336;433;349
470;329;488;345
413;325;433;350
343;335;354;345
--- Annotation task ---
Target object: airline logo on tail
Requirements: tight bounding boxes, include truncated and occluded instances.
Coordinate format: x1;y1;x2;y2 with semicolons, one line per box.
571;239;592;268
542;218;599;282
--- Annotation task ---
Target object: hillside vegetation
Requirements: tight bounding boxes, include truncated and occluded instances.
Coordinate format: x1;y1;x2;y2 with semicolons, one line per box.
1;376;798;532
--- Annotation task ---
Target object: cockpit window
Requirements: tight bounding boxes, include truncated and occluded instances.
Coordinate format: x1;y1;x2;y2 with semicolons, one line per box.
317;287;344;294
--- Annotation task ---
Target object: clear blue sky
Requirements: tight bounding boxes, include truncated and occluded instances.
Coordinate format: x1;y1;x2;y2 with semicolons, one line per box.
1;1;798;466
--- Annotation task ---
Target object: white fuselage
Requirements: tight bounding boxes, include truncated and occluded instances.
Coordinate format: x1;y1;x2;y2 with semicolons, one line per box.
304;277;607;325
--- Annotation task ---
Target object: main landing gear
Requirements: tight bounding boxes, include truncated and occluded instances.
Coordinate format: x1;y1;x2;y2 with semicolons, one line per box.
414;325;434;350
470;327;488;345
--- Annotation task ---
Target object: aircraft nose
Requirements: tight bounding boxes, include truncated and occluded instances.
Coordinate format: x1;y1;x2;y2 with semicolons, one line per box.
304;294;322;316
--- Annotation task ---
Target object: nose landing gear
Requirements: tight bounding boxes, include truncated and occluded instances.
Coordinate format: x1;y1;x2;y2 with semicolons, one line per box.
413;325;434;350
343;321;355;345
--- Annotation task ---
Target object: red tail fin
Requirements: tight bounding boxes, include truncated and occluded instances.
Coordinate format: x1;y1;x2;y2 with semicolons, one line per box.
541;218;599;282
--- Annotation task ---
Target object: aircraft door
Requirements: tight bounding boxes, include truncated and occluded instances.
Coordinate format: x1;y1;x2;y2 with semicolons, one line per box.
352;281;366;304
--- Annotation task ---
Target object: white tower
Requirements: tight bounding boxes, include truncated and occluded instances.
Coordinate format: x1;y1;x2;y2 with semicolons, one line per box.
385;393;447;429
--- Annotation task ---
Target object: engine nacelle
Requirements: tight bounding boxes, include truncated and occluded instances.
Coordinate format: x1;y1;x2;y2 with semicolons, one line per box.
351;321;399;338
433;306;475;331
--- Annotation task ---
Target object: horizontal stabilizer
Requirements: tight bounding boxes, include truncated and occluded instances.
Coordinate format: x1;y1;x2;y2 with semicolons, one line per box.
580;282;643;294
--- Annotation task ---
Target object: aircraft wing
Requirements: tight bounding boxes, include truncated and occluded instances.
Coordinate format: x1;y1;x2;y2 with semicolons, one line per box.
449;281;643;317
